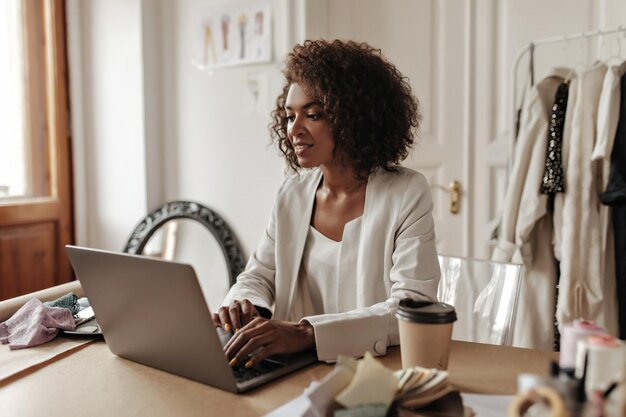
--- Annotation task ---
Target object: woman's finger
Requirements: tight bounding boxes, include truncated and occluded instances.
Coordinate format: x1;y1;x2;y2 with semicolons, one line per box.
224;317;268;357
230;332;275;367
240;341;279;368
211;312;220;328
239;299;258;328
217;306;233;332
228;301;243;331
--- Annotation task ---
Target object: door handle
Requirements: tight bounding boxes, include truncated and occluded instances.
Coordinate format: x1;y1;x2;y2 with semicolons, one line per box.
431;180;462;214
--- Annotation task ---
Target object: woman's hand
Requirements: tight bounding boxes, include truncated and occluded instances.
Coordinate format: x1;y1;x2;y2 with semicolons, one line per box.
224;317;315;368
212;299;260;332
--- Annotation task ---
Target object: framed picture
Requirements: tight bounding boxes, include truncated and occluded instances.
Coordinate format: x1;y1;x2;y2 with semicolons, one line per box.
193;0;272;70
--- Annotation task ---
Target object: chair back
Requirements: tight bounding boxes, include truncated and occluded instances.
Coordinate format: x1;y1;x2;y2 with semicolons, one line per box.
437;255;523;346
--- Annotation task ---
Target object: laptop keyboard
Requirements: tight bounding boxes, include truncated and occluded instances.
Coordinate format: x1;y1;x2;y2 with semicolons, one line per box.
232;359;286;383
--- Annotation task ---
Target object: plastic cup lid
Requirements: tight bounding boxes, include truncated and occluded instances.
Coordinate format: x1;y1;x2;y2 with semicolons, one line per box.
395;298;457;324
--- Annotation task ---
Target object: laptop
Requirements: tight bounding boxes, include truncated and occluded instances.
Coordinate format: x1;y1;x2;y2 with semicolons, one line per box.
65;245;318;393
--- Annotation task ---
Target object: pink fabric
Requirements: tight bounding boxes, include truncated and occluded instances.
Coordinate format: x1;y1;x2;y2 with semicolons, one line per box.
0;299;76;350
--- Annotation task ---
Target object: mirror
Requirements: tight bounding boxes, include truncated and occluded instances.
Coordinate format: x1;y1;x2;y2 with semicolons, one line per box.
124;201;245;310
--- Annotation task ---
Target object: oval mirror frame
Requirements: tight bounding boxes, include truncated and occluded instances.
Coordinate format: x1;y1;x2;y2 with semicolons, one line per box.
123;201;245;287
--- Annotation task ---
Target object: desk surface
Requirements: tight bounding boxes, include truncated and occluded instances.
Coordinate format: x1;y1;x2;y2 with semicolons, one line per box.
0;338;557;417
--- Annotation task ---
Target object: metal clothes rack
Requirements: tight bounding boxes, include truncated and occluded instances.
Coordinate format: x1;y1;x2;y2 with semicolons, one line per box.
509;26;626;175
509;26;626;351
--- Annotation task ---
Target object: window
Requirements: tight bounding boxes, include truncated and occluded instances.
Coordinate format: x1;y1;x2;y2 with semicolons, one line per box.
1;0;52;201
0;0;73;300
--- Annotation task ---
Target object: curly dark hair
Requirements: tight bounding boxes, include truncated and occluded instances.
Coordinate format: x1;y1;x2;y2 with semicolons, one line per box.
270;39;421;178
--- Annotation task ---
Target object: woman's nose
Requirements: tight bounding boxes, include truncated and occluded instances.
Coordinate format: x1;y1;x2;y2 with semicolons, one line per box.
289;116;305;137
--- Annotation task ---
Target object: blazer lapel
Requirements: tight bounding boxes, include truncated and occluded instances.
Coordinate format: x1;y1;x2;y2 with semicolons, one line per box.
274;169;322;320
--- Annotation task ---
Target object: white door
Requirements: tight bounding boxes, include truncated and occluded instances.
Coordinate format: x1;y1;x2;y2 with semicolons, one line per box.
301;0;470;257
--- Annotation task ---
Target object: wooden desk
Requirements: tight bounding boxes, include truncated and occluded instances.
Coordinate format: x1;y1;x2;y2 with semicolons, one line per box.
0;339;557;417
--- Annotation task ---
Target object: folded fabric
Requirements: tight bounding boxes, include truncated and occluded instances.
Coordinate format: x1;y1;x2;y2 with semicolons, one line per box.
0;298;76;350
43;292;80;315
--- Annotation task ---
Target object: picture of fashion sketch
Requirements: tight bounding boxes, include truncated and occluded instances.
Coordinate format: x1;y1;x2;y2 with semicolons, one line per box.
194;1;272;70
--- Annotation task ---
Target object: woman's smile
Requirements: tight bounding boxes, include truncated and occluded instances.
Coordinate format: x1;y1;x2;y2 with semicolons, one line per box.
293;142;314;156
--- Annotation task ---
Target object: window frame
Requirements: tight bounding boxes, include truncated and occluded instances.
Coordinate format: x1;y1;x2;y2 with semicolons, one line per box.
0;0;74;298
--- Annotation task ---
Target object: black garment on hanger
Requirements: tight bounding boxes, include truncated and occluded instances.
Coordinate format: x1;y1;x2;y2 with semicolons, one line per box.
600;72;626;339
541;82;569;347
540;82;569;194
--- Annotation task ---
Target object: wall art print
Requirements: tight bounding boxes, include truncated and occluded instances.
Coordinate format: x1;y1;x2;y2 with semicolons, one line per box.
193;0;272;70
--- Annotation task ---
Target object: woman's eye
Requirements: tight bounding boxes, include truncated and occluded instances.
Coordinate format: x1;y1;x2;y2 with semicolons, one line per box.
307;113;320;121
285;115;295;122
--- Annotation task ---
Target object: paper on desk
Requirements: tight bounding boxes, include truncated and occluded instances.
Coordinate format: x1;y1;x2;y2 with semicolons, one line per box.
263;382;319;417
460;393;514;417
395;367;438;396
264;365;354;417
304;367;354;417
76;306;94;320
335;352;398;408
336;355;359;373
266;354;451;417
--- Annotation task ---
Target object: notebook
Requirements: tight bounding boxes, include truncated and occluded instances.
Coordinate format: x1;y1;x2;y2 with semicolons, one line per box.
65;245;318;393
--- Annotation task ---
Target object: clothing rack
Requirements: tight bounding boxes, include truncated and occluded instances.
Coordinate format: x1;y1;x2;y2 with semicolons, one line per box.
508;26;626;351
509;25;626;175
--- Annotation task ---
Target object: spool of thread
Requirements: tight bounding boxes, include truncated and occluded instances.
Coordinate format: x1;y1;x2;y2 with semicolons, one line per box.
575;334;626;398
518;372;582;413
508;385;569;417
559;319;607;370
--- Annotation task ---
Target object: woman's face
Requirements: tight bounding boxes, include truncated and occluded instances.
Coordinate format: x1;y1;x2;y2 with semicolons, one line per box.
285;83;335;169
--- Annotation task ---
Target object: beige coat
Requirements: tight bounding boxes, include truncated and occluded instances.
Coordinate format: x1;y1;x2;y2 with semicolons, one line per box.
492;68;570;350
221;167;440;362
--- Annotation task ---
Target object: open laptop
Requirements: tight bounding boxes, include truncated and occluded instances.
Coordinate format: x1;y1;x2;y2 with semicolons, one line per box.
65;245;318;393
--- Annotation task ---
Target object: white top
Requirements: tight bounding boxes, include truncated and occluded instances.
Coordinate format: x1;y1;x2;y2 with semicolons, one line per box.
221;167;440;362
290;226;341;320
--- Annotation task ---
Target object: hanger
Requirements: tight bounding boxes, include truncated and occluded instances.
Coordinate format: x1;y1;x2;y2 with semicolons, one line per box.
563;36;577;83
575;37;589;70
602;25;625;66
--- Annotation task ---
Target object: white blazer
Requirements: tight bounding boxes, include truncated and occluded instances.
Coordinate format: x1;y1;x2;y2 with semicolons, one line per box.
221;166;440;362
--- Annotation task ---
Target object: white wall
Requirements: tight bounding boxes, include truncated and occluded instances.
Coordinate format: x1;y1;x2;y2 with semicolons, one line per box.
303;0;469;255
67;0;149;251
68;0;297;256
163;0;291;256
68;0;626;260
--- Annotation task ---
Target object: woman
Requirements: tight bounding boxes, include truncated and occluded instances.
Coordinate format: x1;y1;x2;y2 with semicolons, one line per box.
213;40;440;368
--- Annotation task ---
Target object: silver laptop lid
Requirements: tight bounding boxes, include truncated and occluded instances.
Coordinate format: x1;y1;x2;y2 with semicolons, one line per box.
65;245;239;392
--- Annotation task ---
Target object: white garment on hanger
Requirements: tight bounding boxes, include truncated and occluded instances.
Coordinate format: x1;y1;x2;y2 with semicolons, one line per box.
587;60;626;337
557;62;617;335
493;67;571;350
592;61;626;188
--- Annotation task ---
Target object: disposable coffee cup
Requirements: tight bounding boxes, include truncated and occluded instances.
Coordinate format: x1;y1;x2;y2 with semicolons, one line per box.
395;299;457;370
